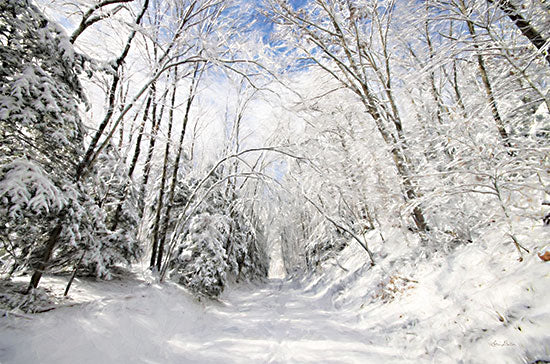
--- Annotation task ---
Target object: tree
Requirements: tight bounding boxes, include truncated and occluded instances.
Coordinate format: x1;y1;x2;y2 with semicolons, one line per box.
0;0;143;290
149;63;203;270
54;145;142;280
165;165;268;297
403;0;550;255
487;0;550;66
265;0;429;233
74;0;150;181
170;211;229;297
0;0;87;287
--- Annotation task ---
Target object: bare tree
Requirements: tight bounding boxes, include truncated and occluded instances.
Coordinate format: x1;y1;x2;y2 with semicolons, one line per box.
75;0;150;181
457;0;513;152
70;0;135;44
266;0;429;232
152;63;203;270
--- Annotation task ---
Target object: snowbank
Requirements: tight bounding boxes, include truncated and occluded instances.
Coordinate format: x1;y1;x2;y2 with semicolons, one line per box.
0;271;210;363
302;225;550;363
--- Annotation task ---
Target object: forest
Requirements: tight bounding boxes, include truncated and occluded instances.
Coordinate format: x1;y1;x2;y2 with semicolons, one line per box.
1;0;549;362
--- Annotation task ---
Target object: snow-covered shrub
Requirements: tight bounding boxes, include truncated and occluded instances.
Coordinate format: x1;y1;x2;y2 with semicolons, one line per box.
171;212;229;297
531;102;550;142
0;279;59;313
305;227;347;269
166;168;269;298
50;189;141;279
78;147;142;277
224;200;269;282
46;146;142;278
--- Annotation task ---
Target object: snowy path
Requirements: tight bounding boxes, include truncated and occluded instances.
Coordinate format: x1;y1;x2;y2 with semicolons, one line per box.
0;278;404;363
200;279;400;363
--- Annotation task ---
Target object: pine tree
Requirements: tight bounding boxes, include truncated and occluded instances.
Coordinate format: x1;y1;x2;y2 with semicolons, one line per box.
0;0;142;286
171;212;230;297
0;0;87;278
51;146;142;279
165;165;269;298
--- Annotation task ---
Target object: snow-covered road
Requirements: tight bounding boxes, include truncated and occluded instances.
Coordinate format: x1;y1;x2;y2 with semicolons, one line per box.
0;277;402;363
200;279;400;363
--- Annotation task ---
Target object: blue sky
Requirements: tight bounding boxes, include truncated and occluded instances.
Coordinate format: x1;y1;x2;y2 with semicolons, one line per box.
246;0;310;42
290;0;308;8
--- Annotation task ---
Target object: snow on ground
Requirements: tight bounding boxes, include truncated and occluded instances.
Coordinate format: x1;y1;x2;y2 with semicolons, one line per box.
0;271;404;363
1;226;549;363
303;225;550;363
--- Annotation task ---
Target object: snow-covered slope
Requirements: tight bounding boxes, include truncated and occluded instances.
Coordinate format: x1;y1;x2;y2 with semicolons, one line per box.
301;225;550;363
0;274;204;363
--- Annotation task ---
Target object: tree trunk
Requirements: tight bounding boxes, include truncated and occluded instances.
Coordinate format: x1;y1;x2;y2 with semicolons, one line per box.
318;2;430;232
357;84;429;232
424;5;448;126
463;13;514;153
27;222;63;292
64;251;85;297
139;83;171;218
156;64;201;271
488;0;550;66
451;60;467;117
149;68;178;268
111;90;153;230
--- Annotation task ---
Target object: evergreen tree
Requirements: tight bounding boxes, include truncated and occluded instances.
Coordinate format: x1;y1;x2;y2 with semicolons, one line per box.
166;166;268;298
0;0;142;284
0;0;86;277
51;146;142;279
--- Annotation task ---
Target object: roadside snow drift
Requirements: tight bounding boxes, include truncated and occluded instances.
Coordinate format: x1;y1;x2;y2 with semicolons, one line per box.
303;225;550;363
